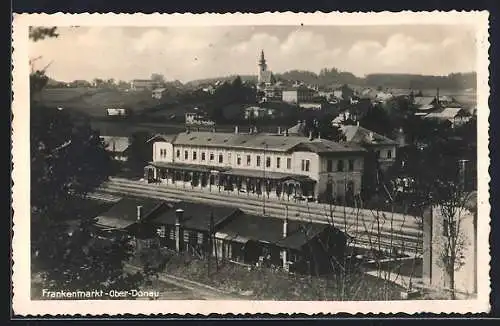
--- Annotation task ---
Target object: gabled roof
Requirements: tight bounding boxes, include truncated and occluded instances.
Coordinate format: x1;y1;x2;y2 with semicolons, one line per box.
292;138;366;154
94;197;167;229
340;125;399;146
100;136;130;153
151;201;241;231
413;96;437;107
146;133;178;143
424;107;470;120
217;213;336;250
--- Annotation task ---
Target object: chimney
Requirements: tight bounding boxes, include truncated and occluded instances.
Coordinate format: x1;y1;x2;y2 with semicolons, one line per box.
235;126;239;134
175;208;184;252
356;121;360;127
317;132;321;140
285;128;289;137
282;216;288;239
136;205;143;222
277;126;281;135
309;131;313;140
253;126;258;134
249;127;253;134
369;131;374;141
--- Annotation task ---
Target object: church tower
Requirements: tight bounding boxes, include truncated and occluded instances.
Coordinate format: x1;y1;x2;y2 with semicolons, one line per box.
258;50;267;84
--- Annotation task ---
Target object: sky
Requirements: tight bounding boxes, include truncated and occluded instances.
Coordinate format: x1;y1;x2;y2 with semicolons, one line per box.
29;25;477;83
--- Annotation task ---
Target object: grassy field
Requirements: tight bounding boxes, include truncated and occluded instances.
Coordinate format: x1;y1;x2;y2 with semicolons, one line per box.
37;87;167;117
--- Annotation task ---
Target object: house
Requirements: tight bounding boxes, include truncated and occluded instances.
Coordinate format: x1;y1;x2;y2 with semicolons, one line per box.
298;102;323;110
130;79;156;91
106;108;129;117
145;130;366;203
244;106;276;120
100;136;131;161
340;124;399;171
422;191;477;297
152;88;167;99
149;201;241;256
423;107;472;128
282;86;316;104
185;112;216;127
215;212;347;274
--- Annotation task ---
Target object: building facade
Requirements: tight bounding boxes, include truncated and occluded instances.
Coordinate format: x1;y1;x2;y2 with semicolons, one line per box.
131;79;156;91
145;131;366;202
282;87;316;104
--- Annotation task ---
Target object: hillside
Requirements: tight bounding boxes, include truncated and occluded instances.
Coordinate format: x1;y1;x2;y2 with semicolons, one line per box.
36;87;181;117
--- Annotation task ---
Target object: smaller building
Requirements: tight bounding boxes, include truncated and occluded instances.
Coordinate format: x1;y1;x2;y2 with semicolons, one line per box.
152;88;167;99
340;124;399;171
100;136;131;161
216;213;347;274
131;79;156;91
282;87;316;104
185;112;216;127
423;107;471;128
244;106;276;120
298;102;323;110
106;108;129;117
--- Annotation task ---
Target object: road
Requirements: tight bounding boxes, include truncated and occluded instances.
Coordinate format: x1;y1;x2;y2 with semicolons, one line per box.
94;177;424;256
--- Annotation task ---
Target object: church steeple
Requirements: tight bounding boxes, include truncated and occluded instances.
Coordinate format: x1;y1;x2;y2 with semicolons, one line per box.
258;50;267;71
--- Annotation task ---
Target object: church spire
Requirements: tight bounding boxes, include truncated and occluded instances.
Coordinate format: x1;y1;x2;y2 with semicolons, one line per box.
259;50;266;66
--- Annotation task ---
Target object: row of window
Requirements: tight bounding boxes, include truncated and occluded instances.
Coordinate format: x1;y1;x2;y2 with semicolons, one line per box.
157;226;204;245
175;149;296;170
326;159;355;172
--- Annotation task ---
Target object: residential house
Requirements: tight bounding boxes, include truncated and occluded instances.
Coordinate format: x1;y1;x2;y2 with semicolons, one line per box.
215;212;347;274
244;106;276;120
131;79;156;91
298;102;323;110
100;136;131;161
185;112;216;127
423;107;472;128
152;88;167;99
340;124;399;171
106;108;129;117
145;130;366;203
422;191;477;297
282;86;316;104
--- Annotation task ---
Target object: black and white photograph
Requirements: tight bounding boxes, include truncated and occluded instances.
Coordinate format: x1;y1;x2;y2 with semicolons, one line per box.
11;11;490;315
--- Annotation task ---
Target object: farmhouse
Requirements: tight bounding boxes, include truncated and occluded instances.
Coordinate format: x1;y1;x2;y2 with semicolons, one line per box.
100;136;131;161
144;130;366;203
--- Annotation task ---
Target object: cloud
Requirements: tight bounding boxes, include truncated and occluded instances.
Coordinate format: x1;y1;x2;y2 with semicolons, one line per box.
30;26;476;82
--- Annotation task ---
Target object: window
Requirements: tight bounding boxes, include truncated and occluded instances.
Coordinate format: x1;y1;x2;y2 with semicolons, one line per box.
301;160;305;171
387;150;392;159
193;151;197;160
201;152;206;161
184;150;188;160
183;230;190;243
210;153;214;161
337;160;344;172
305;160;310;172
327;159;333;172
348;159;354;171
227;153;231;163
246;155;251;166
169;228;175;240
375;150;381;159
157;226;166;238
287;158;291;169
256;156;261;167
276;157;281;169
218;154;223;163
237;155;241;165
266;157;271;168
176;149;180;158
197;232;203;245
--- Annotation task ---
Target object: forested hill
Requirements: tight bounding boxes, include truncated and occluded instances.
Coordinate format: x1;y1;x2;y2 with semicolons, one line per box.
186;70;476;91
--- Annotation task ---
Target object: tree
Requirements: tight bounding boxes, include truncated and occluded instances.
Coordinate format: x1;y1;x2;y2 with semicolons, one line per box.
126;131;153;174
29;27;144;294
151;73;165;88
359;104;394;137
303;117;345;142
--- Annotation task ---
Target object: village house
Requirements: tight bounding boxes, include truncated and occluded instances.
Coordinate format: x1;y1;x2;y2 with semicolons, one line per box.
282;86;316;104
215;212;347;274
130;79;156;91
144;130;366;203
105;108;129;117
185;111;216;127
243;106;276;120
100;136;131;162
151;88;167;99
423;107;472;128
340;124;399;171
422;191;477;298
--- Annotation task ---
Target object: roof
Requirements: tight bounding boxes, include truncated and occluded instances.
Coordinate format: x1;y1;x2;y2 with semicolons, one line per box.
424;107;470;120
413;96;437;107
172;131;364;154
286;122;307;136
100;136;130;153
151;201;241;231
151;161;229;173
340;125;399;146
217;213;332;250
152;88;167;93
94;197;167;229
146;133;178;143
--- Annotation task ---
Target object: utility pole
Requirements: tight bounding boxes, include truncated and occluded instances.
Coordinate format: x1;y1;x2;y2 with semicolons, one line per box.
263;144;268;216
210;211;219;271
